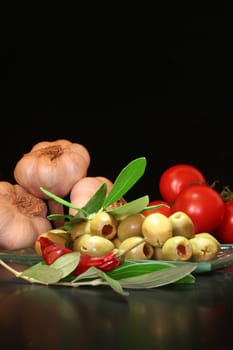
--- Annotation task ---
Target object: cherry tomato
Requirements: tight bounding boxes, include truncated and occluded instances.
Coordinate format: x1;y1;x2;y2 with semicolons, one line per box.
142;200;172;217
172;183;225;234
159;164;206;204
215;201;233;243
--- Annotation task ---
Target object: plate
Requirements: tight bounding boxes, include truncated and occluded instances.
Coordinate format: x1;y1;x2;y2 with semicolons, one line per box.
133;244;233;274
1;245;233;274
0;248;42;265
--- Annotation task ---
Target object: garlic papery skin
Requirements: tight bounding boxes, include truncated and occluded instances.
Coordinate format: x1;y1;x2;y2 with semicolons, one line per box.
13;139;91;199
69;176;113;216
0;182;52;250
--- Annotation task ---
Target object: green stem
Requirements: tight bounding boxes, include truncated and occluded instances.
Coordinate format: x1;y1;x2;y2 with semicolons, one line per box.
40;187;89;216
55;278;107;287
0;260;47;285
0;259;21;277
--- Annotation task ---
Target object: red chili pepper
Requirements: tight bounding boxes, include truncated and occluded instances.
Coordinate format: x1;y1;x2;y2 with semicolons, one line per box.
38;236;72;265
73;251;121;275
38;236;121;274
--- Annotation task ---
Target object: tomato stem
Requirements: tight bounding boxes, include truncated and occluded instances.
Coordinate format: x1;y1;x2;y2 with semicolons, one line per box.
220;186;233;202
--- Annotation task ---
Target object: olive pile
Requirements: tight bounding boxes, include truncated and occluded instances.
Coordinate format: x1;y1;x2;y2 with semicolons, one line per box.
35;211;221;262
69;210;221;262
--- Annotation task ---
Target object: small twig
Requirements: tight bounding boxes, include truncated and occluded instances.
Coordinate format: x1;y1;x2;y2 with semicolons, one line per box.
0;260;48;285
0;259;21;277
54;278;108;287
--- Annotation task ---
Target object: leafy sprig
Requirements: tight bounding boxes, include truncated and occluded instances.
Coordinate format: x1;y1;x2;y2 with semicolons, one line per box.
0;256;196;297
40;157;163;228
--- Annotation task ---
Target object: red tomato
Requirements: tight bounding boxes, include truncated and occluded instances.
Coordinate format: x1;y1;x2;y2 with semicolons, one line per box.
159;164;206;204
172;183;225;234
142;200;172;217
215;201;233;243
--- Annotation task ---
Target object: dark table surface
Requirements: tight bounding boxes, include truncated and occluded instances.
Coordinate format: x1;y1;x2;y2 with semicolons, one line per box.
1;261;233;350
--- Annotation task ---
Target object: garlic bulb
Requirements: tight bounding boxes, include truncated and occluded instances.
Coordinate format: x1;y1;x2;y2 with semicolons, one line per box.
69;176;113;215
13;139;91;226
0;181;52;250
13;139;91;198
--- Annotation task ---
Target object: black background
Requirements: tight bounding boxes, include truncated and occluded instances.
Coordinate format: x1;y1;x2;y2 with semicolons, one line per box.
0;4;232;202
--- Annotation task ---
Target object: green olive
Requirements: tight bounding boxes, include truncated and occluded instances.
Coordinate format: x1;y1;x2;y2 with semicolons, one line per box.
90;212;117;240
169;211;195;239
189;234;220;262
194;232;221;248
161;236;193;261
77;235;115;256
117;213;144;241
141;213;173;247
119;236;154;260
72;233;92;252
70;220;91;240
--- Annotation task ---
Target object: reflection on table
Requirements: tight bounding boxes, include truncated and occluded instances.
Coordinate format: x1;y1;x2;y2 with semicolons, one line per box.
1;264;233;350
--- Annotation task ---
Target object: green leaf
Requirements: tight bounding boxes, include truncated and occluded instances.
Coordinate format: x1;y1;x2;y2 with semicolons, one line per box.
50;252;80;279
107;260;175;280
118;264;197;289
107;195;149;217
141;203;169;213
95;268;129;296
70;266;101;281
66;266;129;296
19;252;80;284
103;157;147;209
47;213;74;221
20;262;62;284
40;187;87;215
79;183;107;216
175;274;196;284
